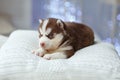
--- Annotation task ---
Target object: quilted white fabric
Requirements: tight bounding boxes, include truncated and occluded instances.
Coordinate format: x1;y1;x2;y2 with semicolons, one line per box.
0;30;120;80
0;35;8;48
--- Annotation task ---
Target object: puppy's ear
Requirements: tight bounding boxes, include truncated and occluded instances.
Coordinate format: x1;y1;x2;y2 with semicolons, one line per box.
38;19;43;34
39;19;43;24
57;19;64;29
57;19;67;35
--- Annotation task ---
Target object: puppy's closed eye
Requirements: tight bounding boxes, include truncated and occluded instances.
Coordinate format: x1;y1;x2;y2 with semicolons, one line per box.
47;34;54;39
47;33;56;39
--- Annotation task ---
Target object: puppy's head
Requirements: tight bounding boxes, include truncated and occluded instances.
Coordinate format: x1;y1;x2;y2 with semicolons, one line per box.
38;18;67;51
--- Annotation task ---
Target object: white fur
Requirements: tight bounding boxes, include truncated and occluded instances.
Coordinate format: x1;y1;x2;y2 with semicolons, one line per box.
32;48;46;57
39;19;49;35
39;35;51;48
46;28;52;35
57;46;72;51
39;33;64;50
55;40;73;51
43;52;67;60
50;33;64;49
42;19;49;35
39;19;52;49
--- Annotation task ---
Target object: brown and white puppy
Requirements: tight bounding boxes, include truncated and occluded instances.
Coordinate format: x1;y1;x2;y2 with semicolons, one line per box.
32;18;94;60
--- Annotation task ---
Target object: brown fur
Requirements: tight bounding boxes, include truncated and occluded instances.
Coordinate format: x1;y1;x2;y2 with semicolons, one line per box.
63;22;94;58
64;22;94;51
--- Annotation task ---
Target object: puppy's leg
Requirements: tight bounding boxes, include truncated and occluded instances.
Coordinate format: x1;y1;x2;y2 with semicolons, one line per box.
32;48;46;57
43;52;67;60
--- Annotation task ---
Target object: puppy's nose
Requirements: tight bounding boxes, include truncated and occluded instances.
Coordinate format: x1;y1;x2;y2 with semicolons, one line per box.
40;43;45;47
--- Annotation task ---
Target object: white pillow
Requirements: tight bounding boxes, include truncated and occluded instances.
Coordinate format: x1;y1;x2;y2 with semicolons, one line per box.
0;30;120;80
0;35;8;48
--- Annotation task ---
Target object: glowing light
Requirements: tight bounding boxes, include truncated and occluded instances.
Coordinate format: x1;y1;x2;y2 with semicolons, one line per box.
65;2;71;7
46;0;81;22
117;14;120;21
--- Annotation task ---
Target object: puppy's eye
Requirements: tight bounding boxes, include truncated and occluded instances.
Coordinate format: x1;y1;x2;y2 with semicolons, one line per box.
47;34;53;39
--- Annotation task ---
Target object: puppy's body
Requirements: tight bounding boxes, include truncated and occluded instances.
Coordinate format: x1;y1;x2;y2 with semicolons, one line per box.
65;22;94;51
33;18;94;60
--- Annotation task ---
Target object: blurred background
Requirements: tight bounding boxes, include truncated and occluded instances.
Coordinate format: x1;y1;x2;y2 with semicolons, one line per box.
0;0;120;55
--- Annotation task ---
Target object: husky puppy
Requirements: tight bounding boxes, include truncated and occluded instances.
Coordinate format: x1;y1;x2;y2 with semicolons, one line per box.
32;18;94;60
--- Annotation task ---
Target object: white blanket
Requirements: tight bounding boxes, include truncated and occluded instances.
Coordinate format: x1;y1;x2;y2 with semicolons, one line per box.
0;35;8;48
0;30;120;80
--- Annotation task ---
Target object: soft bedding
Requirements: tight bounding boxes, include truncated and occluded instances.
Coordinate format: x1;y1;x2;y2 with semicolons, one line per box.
0;35;8;48
0;30;120;80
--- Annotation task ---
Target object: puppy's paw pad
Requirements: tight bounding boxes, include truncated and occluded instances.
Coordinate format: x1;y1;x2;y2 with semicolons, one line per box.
38;53;44;57
31;49;44;57
43;54;51;60
31;50;35;54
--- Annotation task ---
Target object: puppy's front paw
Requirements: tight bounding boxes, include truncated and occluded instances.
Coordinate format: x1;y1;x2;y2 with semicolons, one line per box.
43;54;52;60
32;49;45;57
43;52;67;60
